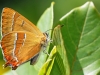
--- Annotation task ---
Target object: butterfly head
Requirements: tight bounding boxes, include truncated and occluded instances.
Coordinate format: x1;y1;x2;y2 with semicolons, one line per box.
42;32;50;47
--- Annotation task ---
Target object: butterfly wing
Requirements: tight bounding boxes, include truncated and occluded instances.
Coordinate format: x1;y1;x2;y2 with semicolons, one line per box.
1;31;46;70
1;7;43;36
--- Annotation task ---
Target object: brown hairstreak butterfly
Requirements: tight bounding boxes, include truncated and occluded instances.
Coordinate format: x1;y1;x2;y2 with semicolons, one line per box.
0;7;50;70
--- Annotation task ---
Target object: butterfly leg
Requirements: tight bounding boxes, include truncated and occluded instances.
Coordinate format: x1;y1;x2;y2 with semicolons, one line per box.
30;54;39;65
43;49;49;56
42;44;49;56
12;66;18;70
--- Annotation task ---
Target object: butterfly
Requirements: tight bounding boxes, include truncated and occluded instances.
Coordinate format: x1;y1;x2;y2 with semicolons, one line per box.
0;7;50;70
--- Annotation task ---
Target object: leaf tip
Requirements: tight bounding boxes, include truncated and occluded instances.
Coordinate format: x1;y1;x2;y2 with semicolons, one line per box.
51;2;55;6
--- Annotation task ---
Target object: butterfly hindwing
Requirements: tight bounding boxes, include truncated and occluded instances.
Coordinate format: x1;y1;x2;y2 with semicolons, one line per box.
1;31;45;69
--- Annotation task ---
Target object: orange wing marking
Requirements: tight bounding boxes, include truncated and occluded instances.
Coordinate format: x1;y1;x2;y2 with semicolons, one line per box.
12;12;20;31
12;33;18;62
13;33;26;62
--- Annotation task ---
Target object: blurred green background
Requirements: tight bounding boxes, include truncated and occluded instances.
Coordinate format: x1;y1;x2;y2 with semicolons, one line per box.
0;0;100;25
0;0;100;74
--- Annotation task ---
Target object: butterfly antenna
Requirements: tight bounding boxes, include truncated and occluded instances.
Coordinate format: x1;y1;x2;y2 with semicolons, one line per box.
45;29;53;33
45;25;64;33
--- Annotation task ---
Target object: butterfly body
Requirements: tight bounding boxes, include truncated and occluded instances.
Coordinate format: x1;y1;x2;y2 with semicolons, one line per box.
1;7;49;70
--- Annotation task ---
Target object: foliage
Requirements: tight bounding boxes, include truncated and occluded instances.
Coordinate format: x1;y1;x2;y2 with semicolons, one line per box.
2;1;100;75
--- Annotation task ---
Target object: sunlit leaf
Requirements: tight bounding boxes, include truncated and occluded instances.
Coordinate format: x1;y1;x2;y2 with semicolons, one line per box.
51;25;70;75
38;46;56;75
59;1;100;75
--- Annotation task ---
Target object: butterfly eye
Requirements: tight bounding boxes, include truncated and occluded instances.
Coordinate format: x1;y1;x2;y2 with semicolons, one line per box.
45;32;49;38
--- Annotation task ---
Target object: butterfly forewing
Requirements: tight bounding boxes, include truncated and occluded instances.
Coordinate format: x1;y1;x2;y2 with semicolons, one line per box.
1;7;43;36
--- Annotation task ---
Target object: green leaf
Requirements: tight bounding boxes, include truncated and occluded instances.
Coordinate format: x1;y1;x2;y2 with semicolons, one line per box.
51;25;70;75
59;1;100;75
3;2;54;75
38;46;56;75
33;1;54;73
37;2;54;33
